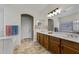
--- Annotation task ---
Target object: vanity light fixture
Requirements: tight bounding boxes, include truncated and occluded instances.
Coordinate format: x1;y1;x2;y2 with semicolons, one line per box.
48;8;62;17
47;13;54;17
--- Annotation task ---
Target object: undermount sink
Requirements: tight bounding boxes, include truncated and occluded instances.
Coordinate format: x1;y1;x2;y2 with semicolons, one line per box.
48;31;53;34
61;33;79;39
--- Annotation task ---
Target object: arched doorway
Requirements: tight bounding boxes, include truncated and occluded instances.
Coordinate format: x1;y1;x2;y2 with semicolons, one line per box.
21;14;34;41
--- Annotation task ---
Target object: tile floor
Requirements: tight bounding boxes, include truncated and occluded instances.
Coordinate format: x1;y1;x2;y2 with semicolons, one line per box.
14;39;50;54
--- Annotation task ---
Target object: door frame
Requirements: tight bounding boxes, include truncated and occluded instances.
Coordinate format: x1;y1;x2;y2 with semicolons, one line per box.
21;14;34;40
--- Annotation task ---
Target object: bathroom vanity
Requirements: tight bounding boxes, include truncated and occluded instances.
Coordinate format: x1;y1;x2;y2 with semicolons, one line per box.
37;32;79;54
37;33;49;50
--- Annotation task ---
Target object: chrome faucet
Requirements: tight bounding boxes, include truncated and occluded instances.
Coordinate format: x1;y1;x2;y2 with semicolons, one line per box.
67;34;78;38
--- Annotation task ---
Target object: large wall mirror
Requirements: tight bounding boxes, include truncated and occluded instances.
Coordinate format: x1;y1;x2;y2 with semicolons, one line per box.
59;19;79;34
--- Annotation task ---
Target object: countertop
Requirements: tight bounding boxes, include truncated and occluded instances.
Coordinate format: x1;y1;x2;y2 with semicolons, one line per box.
37;31;79;43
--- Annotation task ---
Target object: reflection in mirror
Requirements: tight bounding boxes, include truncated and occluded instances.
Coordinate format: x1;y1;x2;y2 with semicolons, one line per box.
73;19;79;34
59;21;73;32
48;19;54;32
59;19;79;34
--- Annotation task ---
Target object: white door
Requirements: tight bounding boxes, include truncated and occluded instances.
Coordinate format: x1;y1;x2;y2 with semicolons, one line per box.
21;15;33;39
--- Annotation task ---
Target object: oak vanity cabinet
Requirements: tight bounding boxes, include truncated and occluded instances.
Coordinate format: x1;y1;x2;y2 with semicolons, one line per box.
37;32;79;54
43;34;49;50
61;39;79;54
49;36;61;54
37;33;40;43
40;33;44;46
37;33;44;46
37;33;49;50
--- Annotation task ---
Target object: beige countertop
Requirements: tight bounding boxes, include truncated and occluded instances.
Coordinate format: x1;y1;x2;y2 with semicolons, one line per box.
37;31;79;43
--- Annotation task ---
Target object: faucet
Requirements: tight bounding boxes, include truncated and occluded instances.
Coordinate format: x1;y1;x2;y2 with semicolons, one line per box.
67;34;78;38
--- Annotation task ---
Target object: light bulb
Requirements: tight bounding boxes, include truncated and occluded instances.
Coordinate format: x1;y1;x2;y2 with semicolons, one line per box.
53;12;57;15
51;14;54;16
47;13;54;17
47;15;50;17
50;13;54;16
56;9;59;13
56;8;62;14
47;14;51;17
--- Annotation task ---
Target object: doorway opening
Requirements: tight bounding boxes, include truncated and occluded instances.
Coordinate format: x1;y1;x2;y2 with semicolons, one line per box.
48;19;54;31
21;14;34;41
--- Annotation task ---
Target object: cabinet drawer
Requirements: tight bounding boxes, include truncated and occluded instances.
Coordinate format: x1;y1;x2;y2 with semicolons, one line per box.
49;36;60;44
61;45;79;54
61;39;79;50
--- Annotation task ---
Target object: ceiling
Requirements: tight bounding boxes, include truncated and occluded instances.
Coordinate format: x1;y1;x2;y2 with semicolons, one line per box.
0;4;79;17
6;4;49;14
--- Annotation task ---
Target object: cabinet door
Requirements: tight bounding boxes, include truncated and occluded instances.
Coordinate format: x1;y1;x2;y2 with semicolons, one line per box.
37;33;40;43
40;34;44;46
61;45;79;54
39;33;41;44
49;42;60;53
49;36;60;54
43;35;49;50
61;40;79;54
